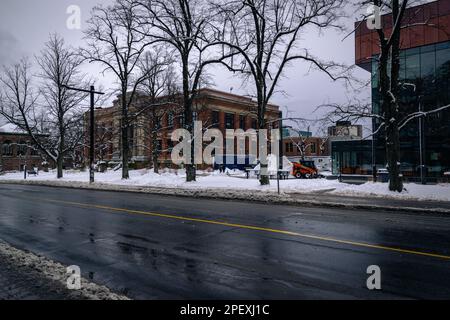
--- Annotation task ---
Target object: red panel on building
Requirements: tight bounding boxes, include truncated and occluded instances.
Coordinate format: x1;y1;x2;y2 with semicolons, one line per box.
355;0;450;68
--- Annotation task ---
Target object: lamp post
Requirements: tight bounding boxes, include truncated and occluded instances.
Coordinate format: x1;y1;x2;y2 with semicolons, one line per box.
372;119;378;183
418;95;426;185
277;111;283;195
60;85;104;183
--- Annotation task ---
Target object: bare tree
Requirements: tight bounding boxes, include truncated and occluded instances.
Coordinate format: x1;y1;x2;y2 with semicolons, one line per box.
136;0;239;182
37;35;88;178
213;0;350;185
82;0;152;179
137;48;180;173
0;35;87;178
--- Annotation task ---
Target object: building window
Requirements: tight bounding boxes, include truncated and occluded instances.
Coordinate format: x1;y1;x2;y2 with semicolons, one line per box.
286;142;294;153
212;111;220;128
154;116;161;130
251;118;257;129
167;112;174;129
17;141;27;156
178;113;185;128
310;143;316;154
2;141;13;156
225;113;235;129
30;145;39;156
239;115;245;129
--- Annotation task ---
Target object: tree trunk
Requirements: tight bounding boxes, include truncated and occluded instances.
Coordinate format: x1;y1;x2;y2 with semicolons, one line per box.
386;123;403;192
152;129;159;174
153;154;159;173
258;99;269;186
121;93;130;180
182;55;196;182
185;127;196;182
57;123;65;179
122;126;129;179
0;145;3;173
386;0;403;192
57;156;63;179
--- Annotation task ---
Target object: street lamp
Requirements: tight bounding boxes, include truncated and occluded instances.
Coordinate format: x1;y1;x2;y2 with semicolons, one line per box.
60;85;104;183
418;95;426;185
372;119;378;183
277;111;283;195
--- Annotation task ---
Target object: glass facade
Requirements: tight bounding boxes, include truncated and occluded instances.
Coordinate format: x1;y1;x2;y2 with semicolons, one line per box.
371;41;450;178
332;140;378;175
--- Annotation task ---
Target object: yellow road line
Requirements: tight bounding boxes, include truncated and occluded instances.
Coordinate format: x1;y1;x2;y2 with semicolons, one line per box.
43;198;450;261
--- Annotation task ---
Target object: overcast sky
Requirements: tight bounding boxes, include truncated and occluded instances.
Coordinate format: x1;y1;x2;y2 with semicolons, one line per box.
0;0;370;131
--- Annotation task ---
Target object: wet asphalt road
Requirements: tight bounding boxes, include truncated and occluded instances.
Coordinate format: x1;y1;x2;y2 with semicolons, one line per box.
0;184;449;300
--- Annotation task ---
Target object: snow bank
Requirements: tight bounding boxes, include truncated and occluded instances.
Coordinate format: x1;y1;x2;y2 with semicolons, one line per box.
1;169;449;202
0;241;129;300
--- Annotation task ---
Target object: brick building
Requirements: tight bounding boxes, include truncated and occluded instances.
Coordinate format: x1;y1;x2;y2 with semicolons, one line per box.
0;124;47;172
282;127;329;159
283;137;329;158
86;88;281;169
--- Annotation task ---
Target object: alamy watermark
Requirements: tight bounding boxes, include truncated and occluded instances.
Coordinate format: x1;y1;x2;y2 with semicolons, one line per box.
366;5;381;30
67;265;81;290
66;5;82;30
170;121;281;172
366;265;382;290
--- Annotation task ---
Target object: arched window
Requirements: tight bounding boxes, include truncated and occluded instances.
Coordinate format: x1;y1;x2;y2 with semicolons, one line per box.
17;140;27;156
1;140;13;156
167;112;174;128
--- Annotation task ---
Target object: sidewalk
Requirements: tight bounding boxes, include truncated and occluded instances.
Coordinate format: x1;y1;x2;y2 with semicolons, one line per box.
2;179;450;214
0;241;128;300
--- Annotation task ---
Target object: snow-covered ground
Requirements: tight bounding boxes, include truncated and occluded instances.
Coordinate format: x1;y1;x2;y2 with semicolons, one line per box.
1;169;450;202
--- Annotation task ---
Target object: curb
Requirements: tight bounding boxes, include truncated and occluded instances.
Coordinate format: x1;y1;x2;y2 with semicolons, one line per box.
1;179;449;214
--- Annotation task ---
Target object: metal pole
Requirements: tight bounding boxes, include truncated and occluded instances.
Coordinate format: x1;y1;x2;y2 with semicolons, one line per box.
90;86;95;184
60;84;104;184
23;156;26;180
372;120;377;183
277;111;283;195
419;96;425;185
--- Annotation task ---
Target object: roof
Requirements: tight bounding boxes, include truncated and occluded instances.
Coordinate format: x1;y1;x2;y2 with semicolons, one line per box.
0;123;27;135
196;88;280;110
110;87;280;112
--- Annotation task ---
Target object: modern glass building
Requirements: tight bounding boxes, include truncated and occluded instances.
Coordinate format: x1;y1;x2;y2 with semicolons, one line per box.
331;140;373;175
372;41;450;178
333;0;450;179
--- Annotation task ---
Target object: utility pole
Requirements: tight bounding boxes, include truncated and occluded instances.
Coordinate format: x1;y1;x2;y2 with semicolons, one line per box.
60;85;104;183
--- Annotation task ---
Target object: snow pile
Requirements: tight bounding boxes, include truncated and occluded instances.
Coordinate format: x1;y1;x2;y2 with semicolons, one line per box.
0;241;129;300
1;169;450;202
333;182;450;202
0;123;26;134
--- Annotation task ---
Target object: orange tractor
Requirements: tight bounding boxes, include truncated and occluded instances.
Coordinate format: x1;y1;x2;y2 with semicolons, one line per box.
292;160;319;179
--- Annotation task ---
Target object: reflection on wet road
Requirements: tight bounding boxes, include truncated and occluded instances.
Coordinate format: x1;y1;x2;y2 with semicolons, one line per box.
0;184;449;299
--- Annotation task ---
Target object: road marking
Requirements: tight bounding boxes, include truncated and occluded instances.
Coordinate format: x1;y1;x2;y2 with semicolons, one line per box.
43;198;450;261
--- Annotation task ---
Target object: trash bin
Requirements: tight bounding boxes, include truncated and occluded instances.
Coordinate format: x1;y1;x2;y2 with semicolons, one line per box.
377;169;389;183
